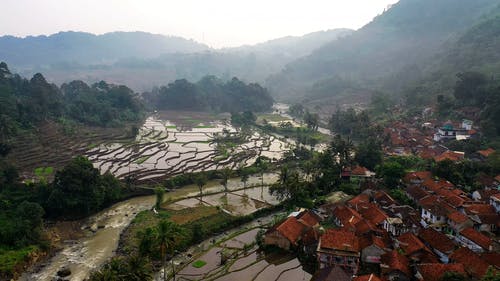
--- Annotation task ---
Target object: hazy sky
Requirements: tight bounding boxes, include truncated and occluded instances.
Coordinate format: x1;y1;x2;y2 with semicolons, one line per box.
1;0;399;48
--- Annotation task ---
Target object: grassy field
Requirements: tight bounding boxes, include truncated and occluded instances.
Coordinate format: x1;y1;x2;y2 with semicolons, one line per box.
257;114;290;123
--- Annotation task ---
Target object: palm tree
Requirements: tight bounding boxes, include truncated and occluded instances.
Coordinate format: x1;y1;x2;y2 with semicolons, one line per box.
194;173;208;201
126;255;153;281
240;168;250;190
156;220;184;281
219;167;232;192
154;186;165;210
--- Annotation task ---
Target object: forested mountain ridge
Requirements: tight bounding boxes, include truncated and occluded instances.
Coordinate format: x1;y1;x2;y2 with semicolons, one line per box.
266;0;500;102
1;29;351;92
0;31;209;67
0;62;144;142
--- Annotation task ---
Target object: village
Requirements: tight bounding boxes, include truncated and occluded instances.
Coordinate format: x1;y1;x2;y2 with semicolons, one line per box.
263;115;500;281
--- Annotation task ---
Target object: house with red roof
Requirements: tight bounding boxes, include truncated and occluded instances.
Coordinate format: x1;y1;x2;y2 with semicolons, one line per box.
316;229;361;274
418;228;456;263
358;203;389;227
406;185;429;202
464;203;499;232
434;150;465;162
264;210;322;251
446;211;473;235
359;234;390;264
415;263;466;281
457;227;493;252
347;193;371;209
264;216;308;250
403;171;433;185
331;205;363;228
449;247;490;280
418;195;453;231
478;148;495;159
395;232;438;263
380;250;411;281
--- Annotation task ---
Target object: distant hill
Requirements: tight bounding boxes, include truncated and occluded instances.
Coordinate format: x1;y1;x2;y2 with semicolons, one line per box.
0;29;351;91
0;31;209;67
266;0;500;103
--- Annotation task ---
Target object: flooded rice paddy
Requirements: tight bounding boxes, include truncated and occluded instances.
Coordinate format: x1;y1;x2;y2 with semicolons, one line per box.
85;111;291;182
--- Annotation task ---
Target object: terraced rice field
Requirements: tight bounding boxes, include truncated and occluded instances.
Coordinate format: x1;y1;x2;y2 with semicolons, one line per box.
173;228;312;281
86;114;291;182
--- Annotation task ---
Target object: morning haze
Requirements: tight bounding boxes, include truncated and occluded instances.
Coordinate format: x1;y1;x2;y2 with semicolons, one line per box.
2;0;500;281
1;0;398;48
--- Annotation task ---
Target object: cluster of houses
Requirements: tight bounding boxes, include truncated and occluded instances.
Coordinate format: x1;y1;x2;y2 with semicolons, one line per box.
382;119;492;162
264;170;499;281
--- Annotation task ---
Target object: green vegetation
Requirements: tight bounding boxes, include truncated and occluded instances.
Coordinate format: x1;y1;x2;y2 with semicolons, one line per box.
0;62;144;142
135;156;150;164
192;260;207;268
144;76;273;113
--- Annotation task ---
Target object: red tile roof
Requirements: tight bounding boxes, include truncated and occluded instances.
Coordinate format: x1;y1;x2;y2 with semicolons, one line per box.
348;193;371;208
478;148;495;158
404;171;433;183
459;228;492;250
381;250;410;276
297;210;321;227
354;219;380;235
465;204;496;216
447;211;469;224
320;229;359;252
418;228;456;254
351;165;373;176
332;206;363;226
406;185;429;201
422;178;454;192
434;151;465;162
358;203;389;225
480;252;500;268
397;232;429;256
359;234;389;251
417;263;466;281
275;216;307;245
373;191;396;207
450;247;490;279
353;274;382;281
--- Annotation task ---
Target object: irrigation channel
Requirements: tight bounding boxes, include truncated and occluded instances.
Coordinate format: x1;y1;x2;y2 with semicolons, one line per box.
20;174;281;281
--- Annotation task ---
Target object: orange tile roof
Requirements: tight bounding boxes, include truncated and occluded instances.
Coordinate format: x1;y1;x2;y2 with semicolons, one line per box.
417;263;466;281
478;148;495;158
422;178;454;192
275;216;307;245
418;228;456;254
353;274;382;281
459;228;492;250
381;250;410;276
450;247;490;279
320;229;359;252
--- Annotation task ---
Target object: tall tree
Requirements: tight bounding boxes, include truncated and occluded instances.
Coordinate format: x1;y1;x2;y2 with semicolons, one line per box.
156;220;184;281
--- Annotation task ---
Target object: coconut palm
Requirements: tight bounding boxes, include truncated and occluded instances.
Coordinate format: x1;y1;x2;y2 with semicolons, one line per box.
219;167;232;192
156;220;184;281
194;173;208;201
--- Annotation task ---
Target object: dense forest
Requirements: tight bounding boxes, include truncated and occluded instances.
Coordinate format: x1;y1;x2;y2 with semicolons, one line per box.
266;0;500;103
0;62;144;141
144;76;274;112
